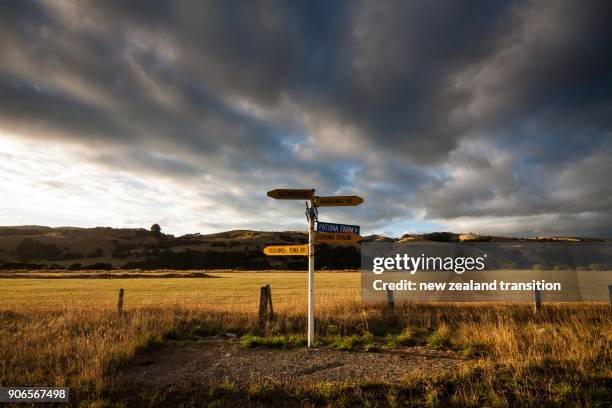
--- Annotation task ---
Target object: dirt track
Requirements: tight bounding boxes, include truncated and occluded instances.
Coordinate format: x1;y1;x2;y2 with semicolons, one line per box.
121;338;465;388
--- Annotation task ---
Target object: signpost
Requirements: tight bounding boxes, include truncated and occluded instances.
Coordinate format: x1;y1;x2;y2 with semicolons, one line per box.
265;188;363;348
263;245;309;256
315;232;363;243
314;195;363;207
307;200;315;347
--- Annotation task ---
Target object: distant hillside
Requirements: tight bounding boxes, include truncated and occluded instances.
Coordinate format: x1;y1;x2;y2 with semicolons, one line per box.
396;232;607;242
0;226;607;271
0;226;357;270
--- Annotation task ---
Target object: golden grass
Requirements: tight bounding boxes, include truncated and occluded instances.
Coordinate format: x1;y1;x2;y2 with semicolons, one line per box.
0;271;360;310
0;271;610;406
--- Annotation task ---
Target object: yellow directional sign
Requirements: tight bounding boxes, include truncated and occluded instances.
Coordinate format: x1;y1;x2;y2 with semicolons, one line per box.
263;245;309;256
267;189;314;200
315;232;363;243
314;195;363;207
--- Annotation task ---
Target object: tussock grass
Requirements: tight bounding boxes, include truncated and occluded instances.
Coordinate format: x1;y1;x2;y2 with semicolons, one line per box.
427;323;452;349
1;302;609;406
0;271;610;406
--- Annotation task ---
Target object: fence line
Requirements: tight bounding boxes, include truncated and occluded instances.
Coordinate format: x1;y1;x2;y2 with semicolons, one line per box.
1;285;611;312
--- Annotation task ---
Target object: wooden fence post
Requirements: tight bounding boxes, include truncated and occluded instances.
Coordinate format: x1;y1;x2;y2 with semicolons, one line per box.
258;286;268;326
386;288;395;309
258;285;274;332
608;285;612;311
266;284;274;321
534;288;541;314
117;288;124;313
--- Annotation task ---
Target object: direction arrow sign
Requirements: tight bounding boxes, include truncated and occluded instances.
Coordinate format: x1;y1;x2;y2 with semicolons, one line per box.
315;232;363;243
267;189;314;200
263;245;309;256
314;196;363;207
316;221;360;235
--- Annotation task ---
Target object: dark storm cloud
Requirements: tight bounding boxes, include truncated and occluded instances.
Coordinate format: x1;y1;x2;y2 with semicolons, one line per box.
0;0;611;236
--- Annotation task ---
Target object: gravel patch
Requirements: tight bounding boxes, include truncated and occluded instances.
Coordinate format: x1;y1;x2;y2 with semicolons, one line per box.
122;338;465;388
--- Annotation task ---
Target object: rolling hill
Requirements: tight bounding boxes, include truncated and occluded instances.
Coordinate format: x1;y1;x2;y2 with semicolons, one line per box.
0;226;607;271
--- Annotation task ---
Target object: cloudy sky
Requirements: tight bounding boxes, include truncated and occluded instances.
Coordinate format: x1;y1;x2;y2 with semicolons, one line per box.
1;0;611;237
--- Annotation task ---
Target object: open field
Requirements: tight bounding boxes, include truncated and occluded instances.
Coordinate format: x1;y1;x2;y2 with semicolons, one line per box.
1;271;610;406
0;271;360;310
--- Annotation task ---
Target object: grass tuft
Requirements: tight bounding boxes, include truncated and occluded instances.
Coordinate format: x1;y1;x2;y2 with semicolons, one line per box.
427;324;452;349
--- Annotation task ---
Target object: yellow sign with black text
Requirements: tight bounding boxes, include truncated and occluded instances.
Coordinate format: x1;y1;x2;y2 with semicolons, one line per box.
263;245;309;256
315;232;363;243
314;196;364;207
267;189;314;200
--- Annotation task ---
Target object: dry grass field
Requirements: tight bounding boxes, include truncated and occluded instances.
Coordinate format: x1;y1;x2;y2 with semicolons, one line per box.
0;271;360;310
0;270;610;407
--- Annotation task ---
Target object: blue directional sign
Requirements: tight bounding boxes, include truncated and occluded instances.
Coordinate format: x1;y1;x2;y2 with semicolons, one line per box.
316;221;360;234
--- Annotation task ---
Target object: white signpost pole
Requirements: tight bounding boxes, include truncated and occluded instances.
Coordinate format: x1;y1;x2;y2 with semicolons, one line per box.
266;188;362;349
307;194;315;347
